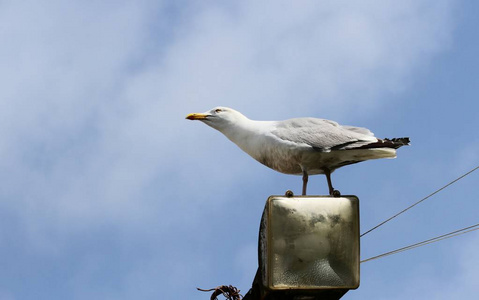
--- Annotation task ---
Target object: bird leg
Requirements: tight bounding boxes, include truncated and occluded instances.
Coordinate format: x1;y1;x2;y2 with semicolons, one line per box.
325;169;337;196
302;170;308;196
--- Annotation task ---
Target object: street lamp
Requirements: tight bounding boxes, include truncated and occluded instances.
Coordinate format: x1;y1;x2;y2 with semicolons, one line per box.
257;194;360;299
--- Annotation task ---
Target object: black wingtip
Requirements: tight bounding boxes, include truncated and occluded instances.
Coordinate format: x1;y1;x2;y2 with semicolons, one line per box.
355;137;410;150
384;137;410;147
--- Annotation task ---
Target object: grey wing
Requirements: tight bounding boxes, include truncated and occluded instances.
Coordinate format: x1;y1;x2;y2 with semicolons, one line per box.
272;118;377;152
343;125;374;136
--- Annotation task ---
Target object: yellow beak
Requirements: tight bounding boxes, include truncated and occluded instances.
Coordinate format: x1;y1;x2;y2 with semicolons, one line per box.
186;113;209;120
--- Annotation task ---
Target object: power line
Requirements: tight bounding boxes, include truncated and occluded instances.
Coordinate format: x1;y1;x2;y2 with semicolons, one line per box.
361;165;479;237
361;222;479;263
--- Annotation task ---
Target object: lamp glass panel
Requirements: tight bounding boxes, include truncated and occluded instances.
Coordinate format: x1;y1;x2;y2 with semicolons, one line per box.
269;197;359;289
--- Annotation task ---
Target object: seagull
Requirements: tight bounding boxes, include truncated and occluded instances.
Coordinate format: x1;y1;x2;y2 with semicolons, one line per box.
186;107;409;196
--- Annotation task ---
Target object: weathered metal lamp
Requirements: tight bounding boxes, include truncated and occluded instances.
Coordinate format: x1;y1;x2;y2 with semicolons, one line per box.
256;193;360;300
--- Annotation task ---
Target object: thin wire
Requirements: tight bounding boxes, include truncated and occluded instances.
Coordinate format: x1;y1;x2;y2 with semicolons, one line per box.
361;165;479;237
361;223;479;263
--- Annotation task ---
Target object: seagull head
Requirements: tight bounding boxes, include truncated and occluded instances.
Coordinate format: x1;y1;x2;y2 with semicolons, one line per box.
186;107;248;131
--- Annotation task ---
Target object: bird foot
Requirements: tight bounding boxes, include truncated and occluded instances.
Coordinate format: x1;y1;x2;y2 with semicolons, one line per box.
332;190;341;197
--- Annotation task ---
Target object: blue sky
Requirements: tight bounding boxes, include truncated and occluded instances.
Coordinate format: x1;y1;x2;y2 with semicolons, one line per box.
1;0;478;299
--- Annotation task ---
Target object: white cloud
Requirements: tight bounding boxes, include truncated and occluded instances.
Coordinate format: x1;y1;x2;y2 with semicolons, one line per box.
0;0;456;240
144;0;454;118
0;0;458;298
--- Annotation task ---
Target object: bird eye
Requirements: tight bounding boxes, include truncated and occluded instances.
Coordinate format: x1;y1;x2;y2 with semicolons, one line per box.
214;108;222;113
